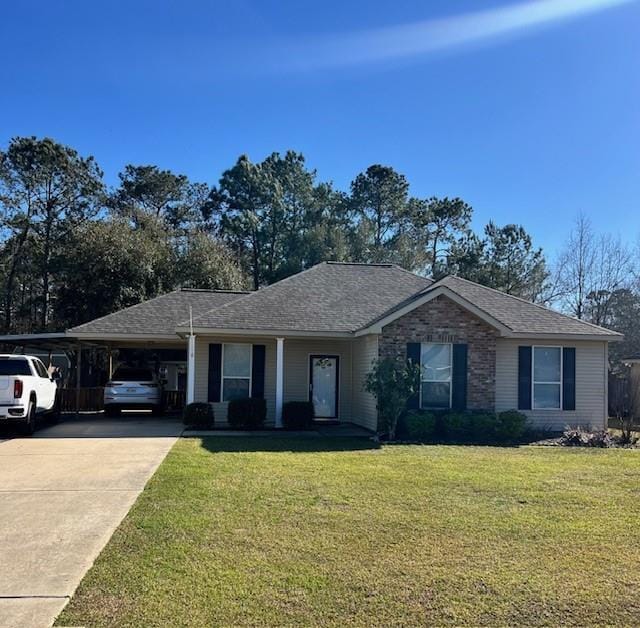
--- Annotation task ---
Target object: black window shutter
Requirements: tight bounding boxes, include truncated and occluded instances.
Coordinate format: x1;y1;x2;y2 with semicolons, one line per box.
208;344;222;402
451;344;468;411
562;347;576;411
518;346;532;410
406;343;421;410
251;344;266;398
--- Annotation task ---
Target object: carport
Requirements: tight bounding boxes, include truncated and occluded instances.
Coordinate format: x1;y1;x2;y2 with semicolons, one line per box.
0;330;190;415
0;287;248;416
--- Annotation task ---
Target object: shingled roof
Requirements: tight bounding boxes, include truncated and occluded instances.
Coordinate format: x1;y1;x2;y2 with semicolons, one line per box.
67;264;621;339
364;274;620;338
186;262;432;333
69;289;248;336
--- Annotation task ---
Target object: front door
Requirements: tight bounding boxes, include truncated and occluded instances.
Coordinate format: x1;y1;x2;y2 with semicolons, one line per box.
309;355;339;419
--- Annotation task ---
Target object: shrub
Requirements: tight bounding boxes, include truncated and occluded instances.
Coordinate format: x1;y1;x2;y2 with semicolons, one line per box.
227;397;267;429
442;412;474;442
471;412;498;443
405;410;437;441
495;410;527;442
364;357;421;440
439;410;527;444
182;402;214;429
282;401;315;429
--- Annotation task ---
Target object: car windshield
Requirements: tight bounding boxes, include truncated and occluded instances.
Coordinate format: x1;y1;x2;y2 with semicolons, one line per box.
0;358;32;376
112;368;154;382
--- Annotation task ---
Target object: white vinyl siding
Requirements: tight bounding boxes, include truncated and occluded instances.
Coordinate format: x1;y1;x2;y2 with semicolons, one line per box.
351;334;379;431
283;338;352;422
195;336;276;427
495;338;608;430
195;336;352;426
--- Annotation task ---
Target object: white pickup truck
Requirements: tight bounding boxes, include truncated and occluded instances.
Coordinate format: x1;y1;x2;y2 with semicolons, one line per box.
0;355;59;435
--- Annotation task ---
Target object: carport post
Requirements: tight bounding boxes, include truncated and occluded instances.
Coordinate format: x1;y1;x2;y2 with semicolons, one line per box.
75;343;82;416
107;345;113;379
186;333;196;404
275;337;284;428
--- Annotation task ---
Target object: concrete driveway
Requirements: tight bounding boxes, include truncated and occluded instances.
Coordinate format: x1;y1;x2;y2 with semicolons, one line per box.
0;415;182;628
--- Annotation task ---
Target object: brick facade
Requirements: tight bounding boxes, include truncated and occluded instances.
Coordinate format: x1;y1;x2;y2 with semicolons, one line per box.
378;295;498;410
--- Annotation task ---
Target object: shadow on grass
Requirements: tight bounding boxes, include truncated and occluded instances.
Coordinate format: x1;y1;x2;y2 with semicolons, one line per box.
198;435;381;454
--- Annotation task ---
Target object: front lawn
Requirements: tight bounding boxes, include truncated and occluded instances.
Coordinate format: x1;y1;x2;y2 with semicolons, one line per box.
57;437;640;627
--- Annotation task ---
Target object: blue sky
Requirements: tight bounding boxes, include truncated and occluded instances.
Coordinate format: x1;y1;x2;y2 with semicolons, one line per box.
1;0;638;255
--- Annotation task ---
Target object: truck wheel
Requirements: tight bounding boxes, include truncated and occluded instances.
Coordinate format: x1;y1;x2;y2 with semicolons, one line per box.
105;405;120;417
21;401;36;436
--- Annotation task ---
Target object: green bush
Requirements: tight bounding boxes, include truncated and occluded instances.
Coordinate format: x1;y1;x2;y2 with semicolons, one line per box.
496;410;527;442
470;412;498;443
364;357;421;440
442;412;474;442
182;402;214;429
227;397;267;429
401;409;529;445
439;410;527;444
282;401;315;430
405;410;437;441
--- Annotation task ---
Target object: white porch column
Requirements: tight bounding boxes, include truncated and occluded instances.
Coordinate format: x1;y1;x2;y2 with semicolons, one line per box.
275;337;284;428
186;334;196;405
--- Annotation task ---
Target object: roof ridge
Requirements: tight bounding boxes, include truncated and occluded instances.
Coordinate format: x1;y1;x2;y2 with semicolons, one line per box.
69;289;183;332
443;274;621;335
179;288;251;294
388;263;434;283
326;260;434;285
187;262;330;326
326;261;394;267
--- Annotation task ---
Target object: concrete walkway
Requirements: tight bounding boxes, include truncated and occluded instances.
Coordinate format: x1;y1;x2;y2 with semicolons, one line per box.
0;416;182;628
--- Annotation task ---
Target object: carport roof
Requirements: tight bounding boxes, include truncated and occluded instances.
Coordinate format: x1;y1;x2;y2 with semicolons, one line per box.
68;288;249;337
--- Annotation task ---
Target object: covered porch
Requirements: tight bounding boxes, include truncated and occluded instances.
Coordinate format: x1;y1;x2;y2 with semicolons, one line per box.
188;333;378;430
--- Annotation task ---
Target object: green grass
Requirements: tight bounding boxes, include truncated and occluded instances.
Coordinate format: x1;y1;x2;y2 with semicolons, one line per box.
57;437;640;627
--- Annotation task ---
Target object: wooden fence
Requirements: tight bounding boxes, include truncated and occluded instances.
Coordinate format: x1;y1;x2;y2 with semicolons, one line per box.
59;387;104;412
163;390;186;412
58;388;186;413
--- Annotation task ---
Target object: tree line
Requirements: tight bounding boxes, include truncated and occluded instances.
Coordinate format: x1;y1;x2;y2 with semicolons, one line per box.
0;136;637;363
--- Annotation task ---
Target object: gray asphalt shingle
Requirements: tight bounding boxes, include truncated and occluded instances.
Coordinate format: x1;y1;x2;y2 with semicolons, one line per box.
69;289;248;335
424;275;620;337
189;262;432;333
68;263;620;339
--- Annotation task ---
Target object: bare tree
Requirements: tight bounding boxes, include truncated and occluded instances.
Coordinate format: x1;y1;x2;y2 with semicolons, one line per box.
555;213;595;319
554;213;635;322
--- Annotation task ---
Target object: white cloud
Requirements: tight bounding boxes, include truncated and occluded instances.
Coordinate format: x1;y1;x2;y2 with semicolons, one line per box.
277;0;634;71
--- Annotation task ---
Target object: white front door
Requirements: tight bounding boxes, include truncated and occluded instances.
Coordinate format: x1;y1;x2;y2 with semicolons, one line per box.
309;355;339;419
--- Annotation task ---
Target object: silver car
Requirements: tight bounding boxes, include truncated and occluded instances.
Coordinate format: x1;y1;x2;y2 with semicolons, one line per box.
104;367;162;416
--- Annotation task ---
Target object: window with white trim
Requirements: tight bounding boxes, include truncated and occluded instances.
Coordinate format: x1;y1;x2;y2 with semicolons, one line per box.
222;343;252;402
532;346;562;409
420;343;452;409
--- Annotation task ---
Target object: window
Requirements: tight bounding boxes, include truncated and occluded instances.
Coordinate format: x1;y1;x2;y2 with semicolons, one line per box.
420;343;452;409
532;346;562;409
33;359;50;379
222;344;252;402
112;368;155;382
0;358;31;376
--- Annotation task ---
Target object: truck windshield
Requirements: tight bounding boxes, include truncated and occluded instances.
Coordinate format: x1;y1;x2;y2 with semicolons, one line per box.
112;368;154;382
0;359;32;376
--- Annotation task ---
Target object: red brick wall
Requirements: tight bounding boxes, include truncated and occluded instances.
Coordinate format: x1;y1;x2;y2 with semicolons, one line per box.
378;295;498;410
